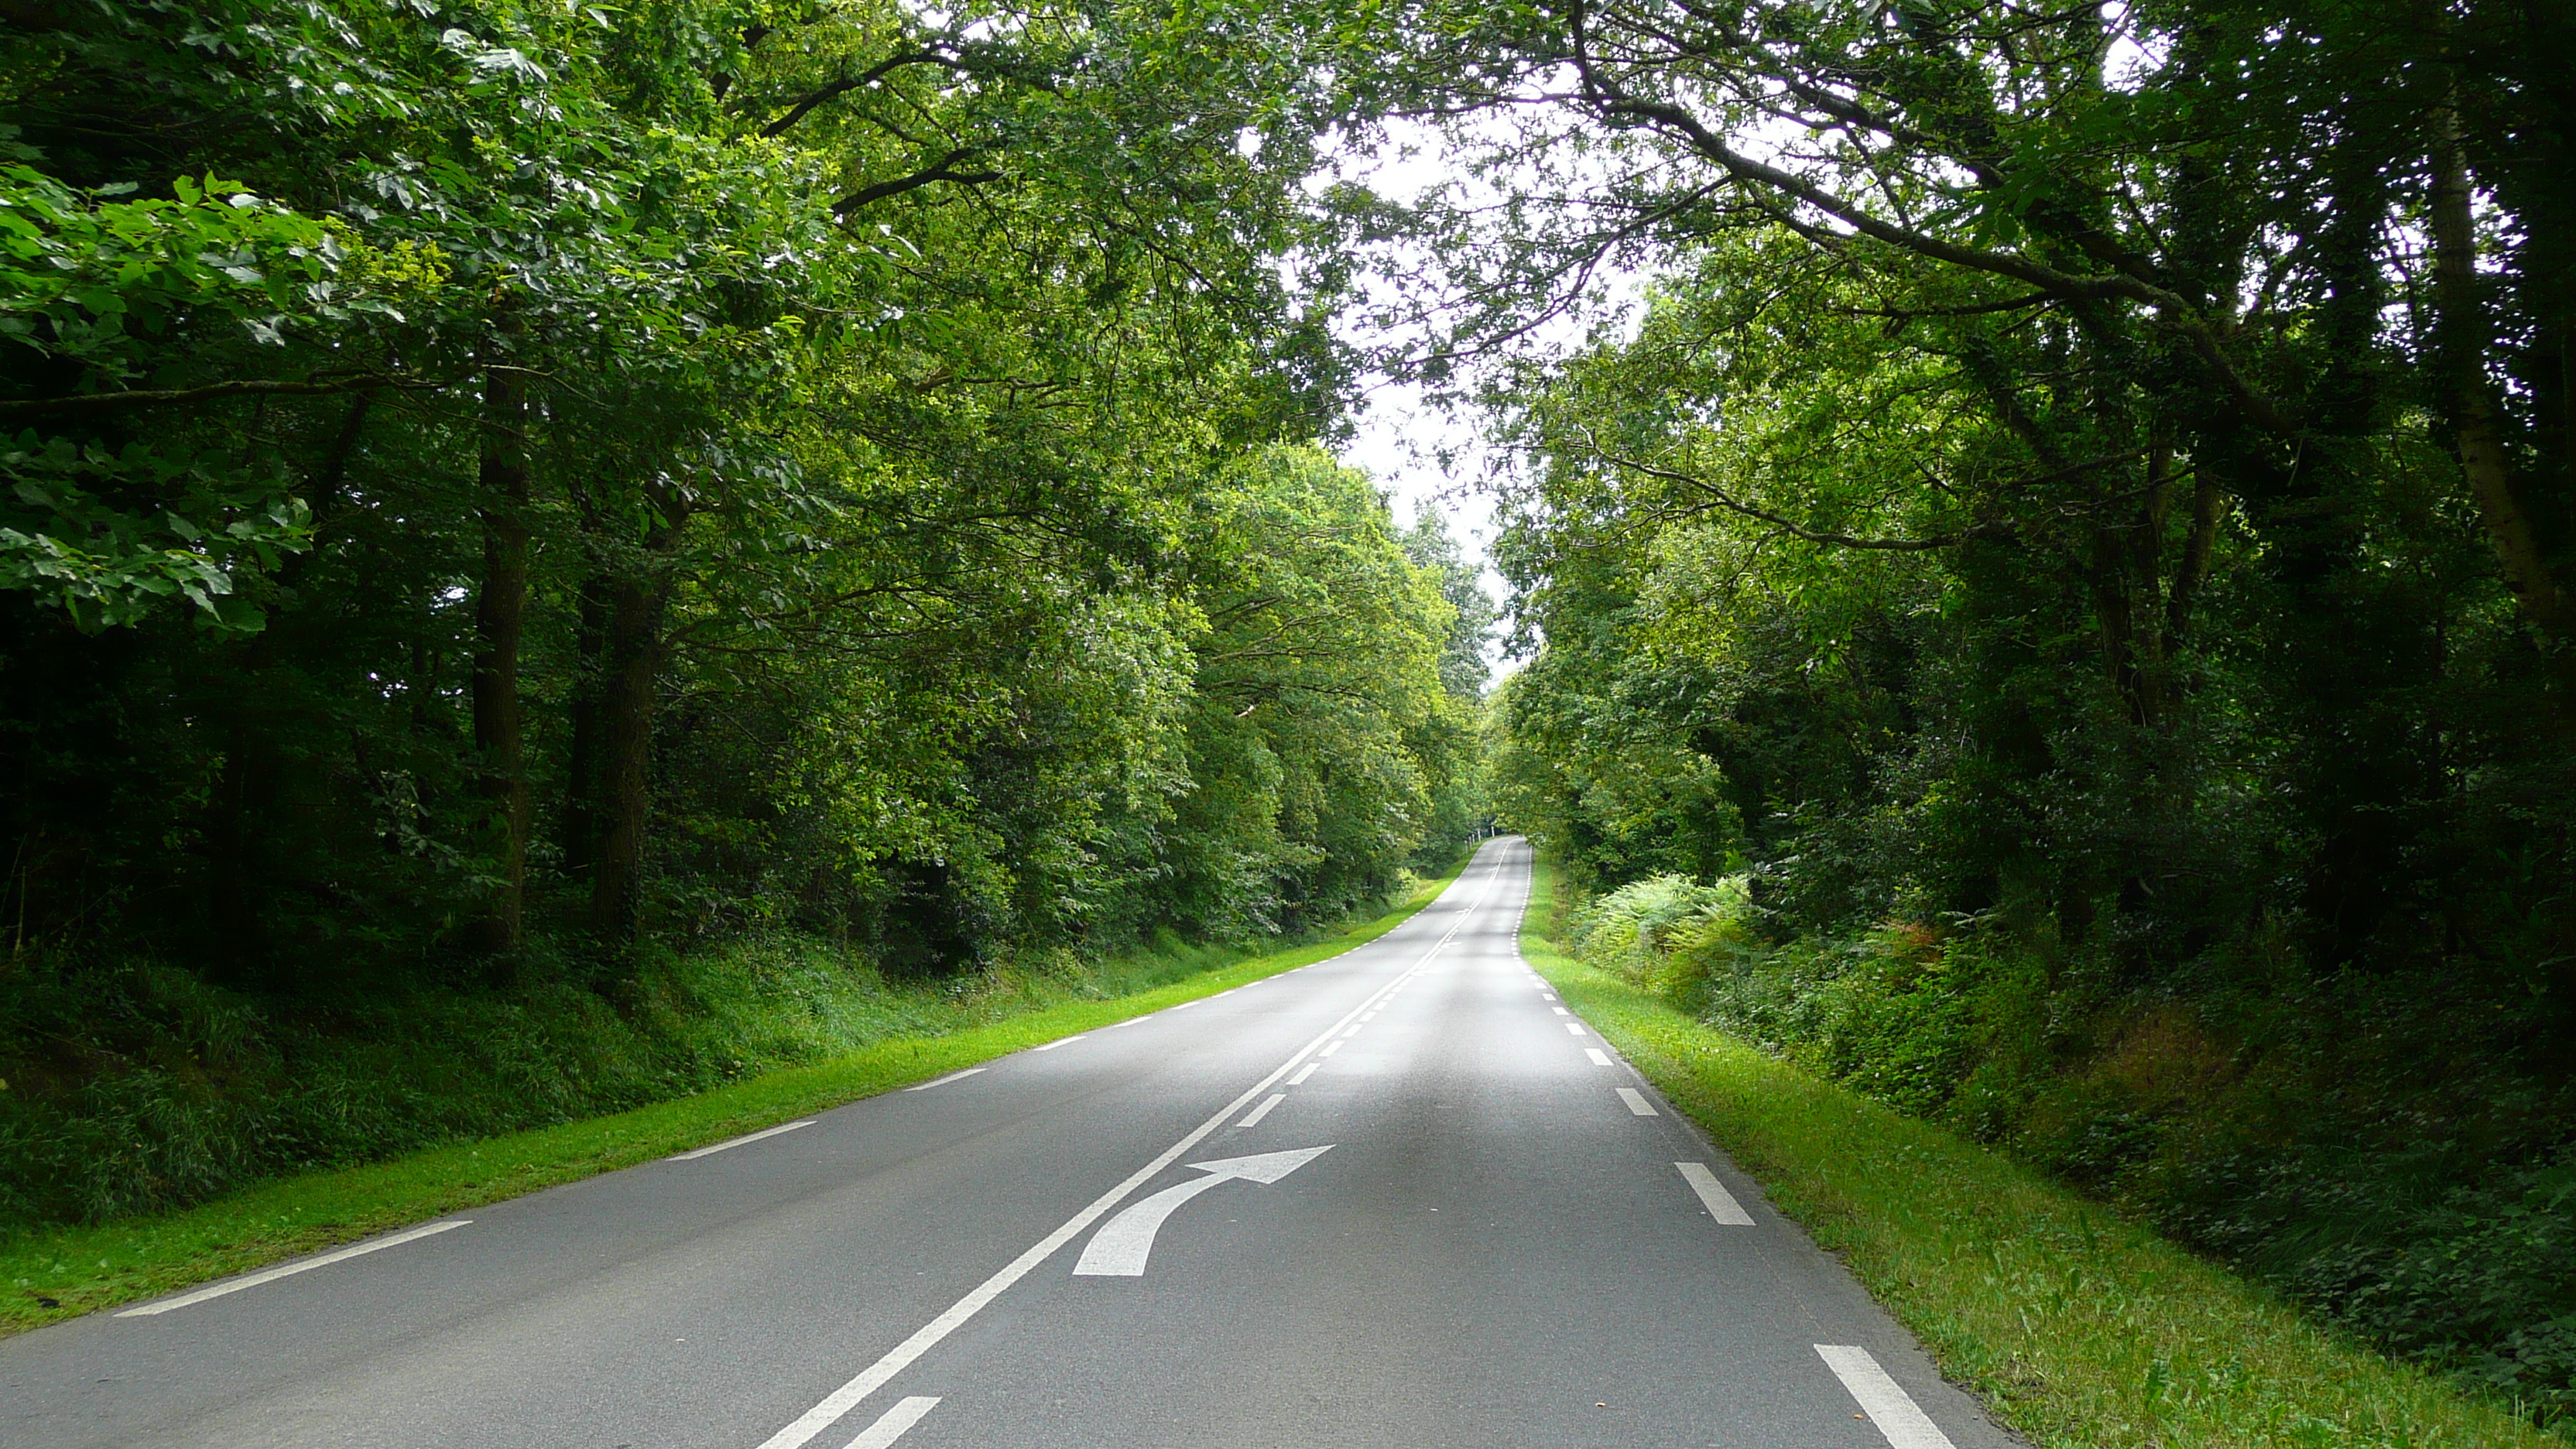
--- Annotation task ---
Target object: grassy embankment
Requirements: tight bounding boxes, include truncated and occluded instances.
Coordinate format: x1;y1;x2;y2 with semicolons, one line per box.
0;863;1464;1335
1520;855;2555;1449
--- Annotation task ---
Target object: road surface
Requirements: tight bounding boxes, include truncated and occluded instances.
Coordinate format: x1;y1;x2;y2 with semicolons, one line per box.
2;837;2019;1449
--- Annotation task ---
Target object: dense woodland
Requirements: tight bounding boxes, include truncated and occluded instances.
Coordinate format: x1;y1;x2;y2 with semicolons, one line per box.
4;0;2573;1431
1451;0;2576;1426
0;1;1488;1225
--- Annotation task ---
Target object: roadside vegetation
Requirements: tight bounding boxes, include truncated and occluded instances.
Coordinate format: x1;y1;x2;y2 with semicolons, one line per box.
1525;857;2559;1449
0;860;1464;1334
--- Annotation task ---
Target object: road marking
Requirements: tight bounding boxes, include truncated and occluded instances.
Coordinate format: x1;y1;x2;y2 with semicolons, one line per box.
1170;1000;1200;1011
749;881;1484;1449
1586;1048;1612;1066
1236;1094;1285;1127
116;1220;471;1317
903;1068;986;1092
1617;1088;1658;1116
1361;1011;1377;1021
1030;1036;1088;1052
1341;1024;1363;1038
1105;1018;1142;1029
1677;1162;1756;1225
1074;1146;1333;1275
1552;1006;1570;1016
1287;1062;1320;1085
673;1120;816;1160
841;1396;940;1449
1816;1345;1958;1449
1566;1023;1587;1036
1319;1040;1345;1057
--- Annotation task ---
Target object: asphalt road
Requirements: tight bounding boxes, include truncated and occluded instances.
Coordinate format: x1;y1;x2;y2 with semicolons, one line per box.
2;837;2021;1449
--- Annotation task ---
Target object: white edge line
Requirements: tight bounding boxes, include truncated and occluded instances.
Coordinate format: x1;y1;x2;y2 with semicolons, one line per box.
1617;1088;1659;1116
1029;1035;1088;1052
674;1119;817;1160
1677;1161;1756;1225
902;1067;986;1092
750;872;1495;1449
1815;1345;1959;1449
841;1396;940;1449
115;1219;471;1317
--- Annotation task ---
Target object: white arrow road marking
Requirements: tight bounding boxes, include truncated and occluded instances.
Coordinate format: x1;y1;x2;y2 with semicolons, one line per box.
1617;1088;1658;1116
840;1396;939;1449
1074;1146;1334;1276
1815;1345;1958;1449
116;1220;471;1317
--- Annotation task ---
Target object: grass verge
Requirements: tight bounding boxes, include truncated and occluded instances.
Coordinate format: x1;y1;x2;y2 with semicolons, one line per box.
1520;855;2554;1449
1;864;1463;1335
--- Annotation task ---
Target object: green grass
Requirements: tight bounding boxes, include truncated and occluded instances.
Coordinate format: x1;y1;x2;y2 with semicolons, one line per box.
1520;855;2556;1449
0;865;1462;1335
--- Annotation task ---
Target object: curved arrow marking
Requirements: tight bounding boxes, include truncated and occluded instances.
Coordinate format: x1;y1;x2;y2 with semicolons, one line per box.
1073;1146;1334;1276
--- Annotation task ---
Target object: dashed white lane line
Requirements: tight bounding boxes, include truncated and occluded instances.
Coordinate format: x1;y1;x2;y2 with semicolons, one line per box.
1287;1062;1321;1085
1236;1094;1286;1127
673;1120;815;1160
1030;1036;1088;1052
1552;1006;1570;1016
1341;1024;1363;1038
1585;1048;1613;1067
1319;1040;1345;1057
842;1396;940;1449
903;1067;987;1091
1565;1023;1587;1036
1170;1000;1201;1011
1677;1162;1756;1225
1815;1345;1958;1449
116;1220;471;1317
1617;1088;1658;1117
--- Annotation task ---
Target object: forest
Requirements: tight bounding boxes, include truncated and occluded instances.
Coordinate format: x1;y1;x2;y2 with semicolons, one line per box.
5;0;2573;1433
0;1;1489;1225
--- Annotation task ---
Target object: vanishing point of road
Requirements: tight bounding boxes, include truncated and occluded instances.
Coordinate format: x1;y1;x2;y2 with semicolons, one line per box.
2;838;2018;1449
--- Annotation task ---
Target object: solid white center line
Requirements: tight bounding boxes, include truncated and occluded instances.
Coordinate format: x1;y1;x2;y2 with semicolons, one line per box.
116;1220;471;1317
1617;1088;1659;1116
903;1067;987;1092
1815;1345;1958;1449
673;1120;815;1160
1565;1023;1587;1036
1030;1036;1088;1052
1677;1162;1756;1225
841;1396;940;1449
1287;1062;1321;1085
1585;1048;1613;1067
1236;1094;1286;1127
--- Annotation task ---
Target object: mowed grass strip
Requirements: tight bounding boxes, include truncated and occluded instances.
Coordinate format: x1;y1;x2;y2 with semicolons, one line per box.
2;864;1464;1335
1519;857;2553;1449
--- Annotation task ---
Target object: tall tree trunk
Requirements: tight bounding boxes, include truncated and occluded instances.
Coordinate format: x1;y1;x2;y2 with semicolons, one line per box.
562;577;611;878
2430;99;2576;654
587;488;691;943
468;319;532;954
587;574;669;941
